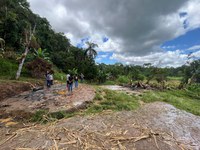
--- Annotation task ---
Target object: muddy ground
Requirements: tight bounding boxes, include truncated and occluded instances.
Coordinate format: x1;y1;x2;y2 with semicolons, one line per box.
0;84;200;150
0;81;33;101
0;83;95;114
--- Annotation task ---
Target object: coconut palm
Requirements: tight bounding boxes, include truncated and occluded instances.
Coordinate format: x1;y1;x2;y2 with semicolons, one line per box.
84;42;98;59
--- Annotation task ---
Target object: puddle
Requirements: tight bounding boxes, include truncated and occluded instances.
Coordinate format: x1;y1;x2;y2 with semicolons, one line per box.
102;85;132;91
102;85;146;96
73;101;83;106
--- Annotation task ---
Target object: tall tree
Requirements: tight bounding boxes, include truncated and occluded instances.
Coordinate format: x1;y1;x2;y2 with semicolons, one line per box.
84;42;98;59
16;24;36;79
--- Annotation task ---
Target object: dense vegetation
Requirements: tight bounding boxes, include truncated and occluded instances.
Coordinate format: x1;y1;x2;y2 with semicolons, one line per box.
0;0;200;87
0;0;97;80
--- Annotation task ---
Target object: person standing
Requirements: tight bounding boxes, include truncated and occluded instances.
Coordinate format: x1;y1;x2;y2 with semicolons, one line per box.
49;71;54;86
68;74;73;95
74;74;79;88
66;73;70;89
80;73;84;83
45;71;51;88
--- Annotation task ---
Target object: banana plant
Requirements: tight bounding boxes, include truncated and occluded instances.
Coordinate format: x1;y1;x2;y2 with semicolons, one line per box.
33;48;50;61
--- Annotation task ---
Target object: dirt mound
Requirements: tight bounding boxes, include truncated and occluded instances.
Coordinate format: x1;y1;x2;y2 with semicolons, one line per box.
0;81;32;101
1;102;199;150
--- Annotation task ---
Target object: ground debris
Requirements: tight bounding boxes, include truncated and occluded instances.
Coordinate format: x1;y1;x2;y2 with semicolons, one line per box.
0;108;194;150
0;85;200;150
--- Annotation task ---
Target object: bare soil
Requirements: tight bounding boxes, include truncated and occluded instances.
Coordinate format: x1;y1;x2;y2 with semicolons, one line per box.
0;81;32;101
0;83;95;114
0;84;200;150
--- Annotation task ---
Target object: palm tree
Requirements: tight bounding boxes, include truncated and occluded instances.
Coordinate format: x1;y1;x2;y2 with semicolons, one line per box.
84;42;98;59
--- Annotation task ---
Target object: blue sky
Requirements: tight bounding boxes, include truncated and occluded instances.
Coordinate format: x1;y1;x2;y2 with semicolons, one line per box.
78;27;200;65
28;0;200;67
162;28;200;52
76;36;117;64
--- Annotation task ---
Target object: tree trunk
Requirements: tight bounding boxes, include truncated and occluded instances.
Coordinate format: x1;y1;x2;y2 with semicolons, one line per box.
16;25;36;80
16;47;29;79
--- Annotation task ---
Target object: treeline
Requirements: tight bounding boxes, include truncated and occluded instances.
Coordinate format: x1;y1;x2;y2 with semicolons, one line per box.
0;0;96;79
96;61;200;85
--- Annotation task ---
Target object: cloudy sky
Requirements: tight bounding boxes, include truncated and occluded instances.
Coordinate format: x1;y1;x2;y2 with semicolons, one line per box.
27;0;200;67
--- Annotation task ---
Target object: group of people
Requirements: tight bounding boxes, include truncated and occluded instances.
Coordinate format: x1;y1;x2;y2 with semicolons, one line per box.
66;73;84;95
45;70;84;96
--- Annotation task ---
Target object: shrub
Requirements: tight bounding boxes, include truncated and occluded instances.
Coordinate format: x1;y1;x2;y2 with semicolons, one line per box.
117;75;129;84
0;58;18;77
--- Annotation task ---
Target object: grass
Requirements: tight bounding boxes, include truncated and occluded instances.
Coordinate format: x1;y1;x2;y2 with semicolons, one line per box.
100;80;116;85
141;86;200;115
31;110;77;123
84;87;139;114
54;72;67;82
0;58;18;79
167;76;183;81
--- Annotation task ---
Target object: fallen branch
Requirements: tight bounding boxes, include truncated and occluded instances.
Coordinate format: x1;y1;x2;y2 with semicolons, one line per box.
110;134;150;142
0;133;17;146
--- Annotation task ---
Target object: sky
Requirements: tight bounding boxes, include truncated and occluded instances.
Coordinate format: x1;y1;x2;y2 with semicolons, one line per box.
27;0;200;67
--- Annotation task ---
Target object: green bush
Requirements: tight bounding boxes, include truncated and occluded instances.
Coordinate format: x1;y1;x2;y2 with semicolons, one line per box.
187;84;200;93
117;75;129;84
54;72;66;81
0;58;18;78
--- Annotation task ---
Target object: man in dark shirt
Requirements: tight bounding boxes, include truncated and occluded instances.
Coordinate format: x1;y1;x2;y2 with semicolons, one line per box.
68;75;73;95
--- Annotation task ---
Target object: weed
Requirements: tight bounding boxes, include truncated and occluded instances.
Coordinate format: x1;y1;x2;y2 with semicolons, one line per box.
85;88;139;114
31;110;48;123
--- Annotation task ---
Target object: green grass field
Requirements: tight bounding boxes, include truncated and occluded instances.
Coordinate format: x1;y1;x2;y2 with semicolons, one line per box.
141;86;200;115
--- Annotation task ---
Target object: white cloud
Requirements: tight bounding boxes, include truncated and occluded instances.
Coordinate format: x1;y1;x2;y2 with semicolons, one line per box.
110;50;188;67
27;0;200;67
96;53;109;62
180;0;200;30
162;45;176;49
188;45;200;51
193;50;200;57
100;54;109;58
